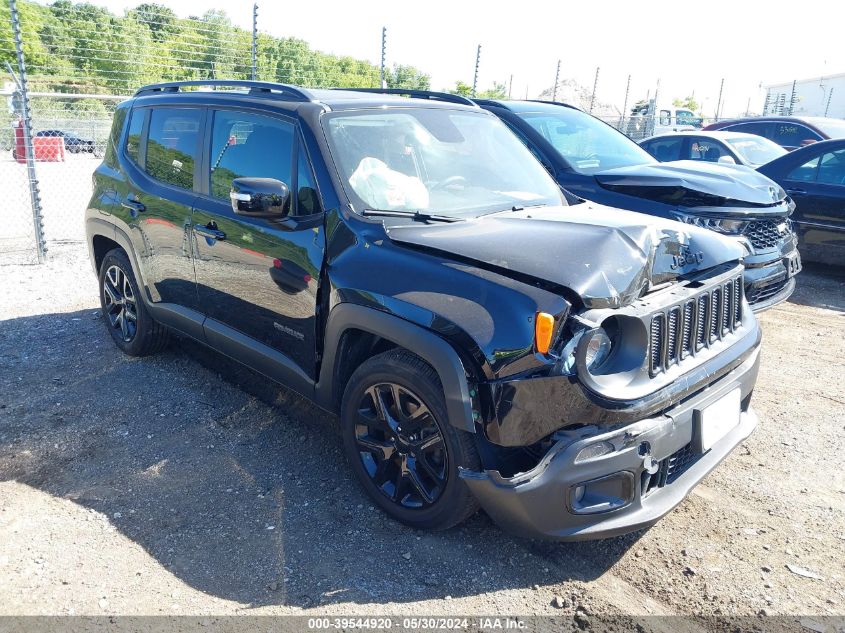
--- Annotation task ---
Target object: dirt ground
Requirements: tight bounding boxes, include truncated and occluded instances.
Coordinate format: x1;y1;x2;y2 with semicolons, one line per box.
0;242;843;628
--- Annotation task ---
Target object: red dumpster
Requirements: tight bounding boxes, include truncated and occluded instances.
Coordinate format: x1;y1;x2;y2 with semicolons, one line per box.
12;119;65;163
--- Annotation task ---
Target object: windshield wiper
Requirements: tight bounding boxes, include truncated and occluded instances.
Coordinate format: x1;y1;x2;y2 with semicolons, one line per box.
362;209;461;223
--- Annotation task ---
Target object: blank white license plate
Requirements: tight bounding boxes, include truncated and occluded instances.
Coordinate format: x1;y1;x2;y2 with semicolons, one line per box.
699;389;741;451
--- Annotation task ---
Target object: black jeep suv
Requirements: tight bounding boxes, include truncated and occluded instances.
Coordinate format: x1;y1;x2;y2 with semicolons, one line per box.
86;81;761;540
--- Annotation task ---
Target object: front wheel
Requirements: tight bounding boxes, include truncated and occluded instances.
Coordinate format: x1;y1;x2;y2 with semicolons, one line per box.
341;349;481;531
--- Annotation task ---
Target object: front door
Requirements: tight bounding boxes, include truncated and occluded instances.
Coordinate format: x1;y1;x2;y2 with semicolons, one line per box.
192;108;326;381
782;148;845;265
116;106;204;310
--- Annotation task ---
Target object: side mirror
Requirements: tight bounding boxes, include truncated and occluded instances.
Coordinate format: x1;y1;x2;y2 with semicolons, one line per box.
718;155;737;165
230;177;290;219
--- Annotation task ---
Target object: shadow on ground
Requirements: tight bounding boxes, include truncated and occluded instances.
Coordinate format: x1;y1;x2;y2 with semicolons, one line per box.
0;308;639;608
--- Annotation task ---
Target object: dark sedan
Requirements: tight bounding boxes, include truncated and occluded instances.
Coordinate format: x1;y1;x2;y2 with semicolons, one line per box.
35;129;99;154
703;116;845;151
758;139;845;266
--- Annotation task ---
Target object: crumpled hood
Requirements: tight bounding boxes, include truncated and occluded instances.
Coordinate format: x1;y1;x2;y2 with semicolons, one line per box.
384;204;745;309
595;160;788;210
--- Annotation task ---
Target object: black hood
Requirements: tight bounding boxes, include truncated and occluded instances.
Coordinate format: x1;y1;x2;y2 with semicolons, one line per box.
595;160;788;212
384;204;744;309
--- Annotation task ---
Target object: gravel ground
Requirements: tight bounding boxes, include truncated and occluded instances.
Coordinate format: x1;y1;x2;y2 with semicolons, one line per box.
0;242;843;628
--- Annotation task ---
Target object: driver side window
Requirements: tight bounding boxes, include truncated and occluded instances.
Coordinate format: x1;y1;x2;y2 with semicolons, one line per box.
209;110;294;203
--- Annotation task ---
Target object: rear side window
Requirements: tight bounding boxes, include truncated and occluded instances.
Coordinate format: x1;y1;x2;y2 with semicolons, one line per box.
724;122;772;139
643;137;683;162
125;109;145;166
773;123;821;148
104;107;127;168
816;150;845;185
209;109;294;201
145;108;202;190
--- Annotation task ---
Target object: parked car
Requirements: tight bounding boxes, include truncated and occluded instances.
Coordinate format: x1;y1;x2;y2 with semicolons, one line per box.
467;97;800;309
703;116;845;151
758;138;845;266
35;129;99;154
640;131;787;167
86;80;762;540
623;100;703;140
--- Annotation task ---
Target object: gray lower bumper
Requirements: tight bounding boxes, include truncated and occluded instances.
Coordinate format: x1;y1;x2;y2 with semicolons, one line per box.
461;347;760;541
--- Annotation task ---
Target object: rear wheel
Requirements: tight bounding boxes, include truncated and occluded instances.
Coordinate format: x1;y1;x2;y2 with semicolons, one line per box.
98;248;168;356
341;349;481;530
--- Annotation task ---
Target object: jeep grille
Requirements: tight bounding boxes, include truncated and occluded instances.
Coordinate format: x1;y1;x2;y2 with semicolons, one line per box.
648;274;743;375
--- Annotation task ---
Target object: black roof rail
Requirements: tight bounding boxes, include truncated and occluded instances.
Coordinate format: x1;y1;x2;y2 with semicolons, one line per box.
133;80;315;102
334;87;477;107
526;99;581;111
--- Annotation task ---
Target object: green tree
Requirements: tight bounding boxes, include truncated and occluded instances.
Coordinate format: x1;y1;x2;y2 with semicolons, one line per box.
672;95;699;111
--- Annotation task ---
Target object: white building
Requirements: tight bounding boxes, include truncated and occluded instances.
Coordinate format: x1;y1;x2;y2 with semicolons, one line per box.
764;73;845;119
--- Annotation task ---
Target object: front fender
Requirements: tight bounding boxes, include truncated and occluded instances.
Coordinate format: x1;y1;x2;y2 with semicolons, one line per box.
315;303;476;433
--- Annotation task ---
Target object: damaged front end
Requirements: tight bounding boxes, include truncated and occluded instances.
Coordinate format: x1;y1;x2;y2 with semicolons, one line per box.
461;262;762;540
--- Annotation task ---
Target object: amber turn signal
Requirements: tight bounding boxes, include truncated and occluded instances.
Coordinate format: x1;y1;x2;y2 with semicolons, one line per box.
535;312;555;354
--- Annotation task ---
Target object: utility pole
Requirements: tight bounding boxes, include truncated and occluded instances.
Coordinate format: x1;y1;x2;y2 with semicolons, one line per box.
621;73;631;123
715;77;724;119
471;44;481;98
251;3;258;80
8;0;46;262
825;88;834;117
552;60;560;101
508;74;513;99
380;27;387;89
589;66;599;113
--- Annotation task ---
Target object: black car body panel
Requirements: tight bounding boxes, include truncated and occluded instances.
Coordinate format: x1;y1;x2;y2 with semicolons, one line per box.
474;99;801;310
85;81;763;540
758;138;845;266
385;204;744;310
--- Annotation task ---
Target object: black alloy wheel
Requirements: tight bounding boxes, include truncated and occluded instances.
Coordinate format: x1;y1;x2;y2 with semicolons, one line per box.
355;382;447;508
102;264;138;343
341;349;481;531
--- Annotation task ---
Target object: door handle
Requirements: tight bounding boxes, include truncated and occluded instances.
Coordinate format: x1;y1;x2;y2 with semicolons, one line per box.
786;188;806;196
193;224;226;241
120;196;145;213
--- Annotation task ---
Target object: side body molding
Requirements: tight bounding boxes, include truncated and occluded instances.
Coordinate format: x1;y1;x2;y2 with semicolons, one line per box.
316;303;476;433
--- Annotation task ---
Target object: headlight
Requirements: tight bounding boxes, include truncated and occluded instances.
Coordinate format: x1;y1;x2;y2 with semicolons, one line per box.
676;214;748;235
584;328;613;372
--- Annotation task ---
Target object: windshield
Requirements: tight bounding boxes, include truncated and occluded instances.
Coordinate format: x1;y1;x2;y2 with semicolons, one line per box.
323;109;564;218
812;118;845;139
725;136;786;166
518;108;656;174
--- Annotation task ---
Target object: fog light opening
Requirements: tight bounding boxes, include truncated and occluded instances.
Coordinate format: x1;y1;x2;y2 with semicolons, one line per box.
568;472;635;515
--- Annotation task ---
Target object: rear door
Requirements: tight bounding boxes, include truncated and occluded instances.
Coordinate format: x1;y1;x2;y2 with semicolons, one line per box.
191;107;326;384
115;106;203;311
781;148;845;264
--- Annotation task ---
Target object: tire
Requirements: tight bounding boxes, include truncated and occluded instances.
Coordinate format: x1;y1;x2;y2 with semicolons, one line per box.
341;349;481;531
98;248;169;356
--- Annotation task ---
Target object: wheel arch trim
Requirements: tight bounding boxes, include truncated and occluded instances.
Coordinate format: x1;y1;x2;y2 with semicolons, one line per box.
316;303;476;433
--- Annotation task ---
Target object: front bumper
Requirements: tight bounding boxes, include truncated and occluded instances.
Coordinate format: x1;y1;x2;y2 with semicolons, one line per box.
461;345;760;541
743;234;801;312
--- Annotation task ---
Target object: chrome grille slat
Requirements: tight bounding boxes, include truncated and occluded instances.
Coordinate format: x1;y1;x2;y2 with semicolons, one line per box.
710;287;721;342
647;273;743;377
681;301;694;359
666;307;679;367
